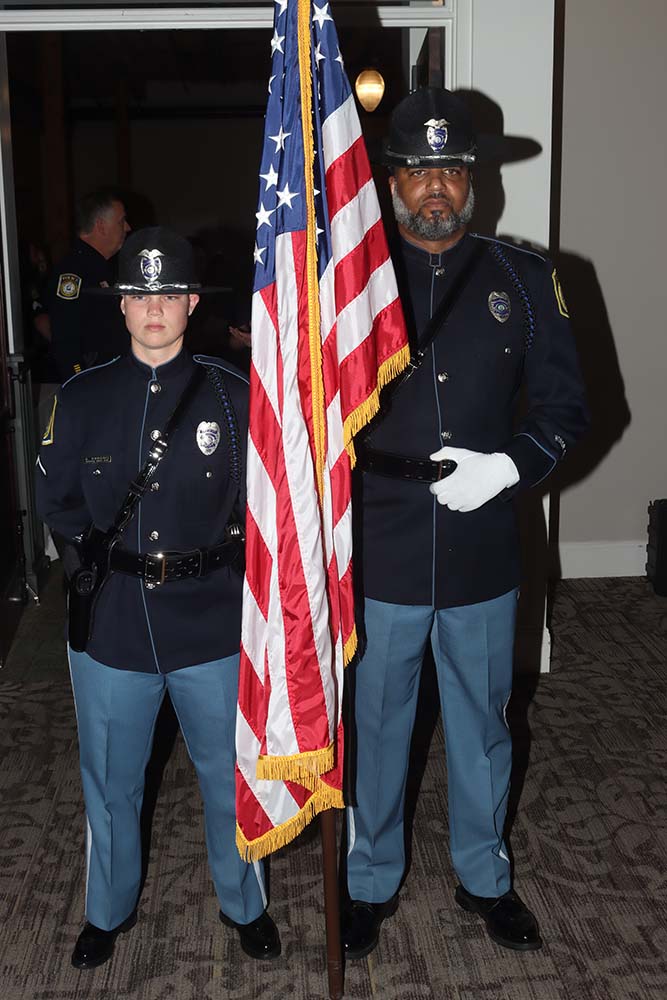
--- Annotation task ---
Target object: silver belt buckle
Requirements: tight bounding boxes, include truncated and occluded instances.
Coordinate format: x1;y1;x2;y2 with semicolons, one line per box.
144;552;166;588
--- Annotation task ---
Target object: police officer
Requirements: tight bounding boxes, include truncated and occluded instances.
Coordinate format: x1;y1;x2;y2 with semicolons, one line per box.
342;89;589;958
46;188;131;381
36;228;280;969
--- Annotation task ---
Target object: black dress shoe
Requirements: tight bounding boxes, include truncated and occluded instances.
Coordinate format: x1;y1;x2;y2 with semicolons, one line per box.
219;909;281;960
341;895;399;960
71;912;137;969
455;885;542;951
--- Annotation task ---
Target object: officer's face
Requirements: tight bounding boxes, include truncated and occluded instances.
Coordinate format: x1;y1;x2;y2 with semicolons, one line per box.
100;201;131;258
121;293;199;366
390;166;471;245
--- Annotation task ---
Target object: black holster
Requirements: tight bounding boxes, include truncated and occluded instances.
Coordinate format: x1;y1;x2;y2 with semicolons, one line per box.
67;526;113;653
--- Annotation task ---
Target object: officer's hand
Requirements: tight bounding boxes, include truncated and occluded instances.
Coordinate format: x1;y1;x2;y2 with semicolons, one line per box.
229;325;252;349
429;446;519;512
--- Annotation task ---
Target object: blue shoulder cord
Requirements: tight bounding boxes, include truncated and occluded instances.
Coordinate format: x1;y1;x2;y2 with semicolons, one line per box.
202;364;243;491
485;242;537;351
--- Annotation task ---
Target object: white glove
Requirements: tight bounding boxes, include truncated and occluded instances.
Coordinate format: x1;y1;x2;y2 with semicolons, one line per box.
429;446;520;512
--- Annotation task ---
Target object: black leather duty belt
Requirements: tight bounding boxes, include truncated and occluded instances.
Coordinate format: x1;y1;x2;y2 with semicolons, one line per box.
359;447;457;483
110;534;242;587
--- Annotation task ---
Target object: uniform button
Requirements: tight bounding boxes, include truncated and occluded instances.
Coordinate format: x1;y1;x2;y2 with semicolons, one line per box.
504;347;512;354
150;429;161;441
145;582;156;590
437;372;449;383
434;266;445;277
149;530;159;541
441;430;452;440
150;382;161;394
150;482;160;492
205;471;213;479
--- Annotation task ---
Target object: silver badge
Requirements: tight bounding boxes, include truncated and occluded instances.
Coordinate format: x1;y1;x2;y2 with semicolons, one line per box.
424;118;450;152
196;421;221;456
139;249;163;283
488;290;511;323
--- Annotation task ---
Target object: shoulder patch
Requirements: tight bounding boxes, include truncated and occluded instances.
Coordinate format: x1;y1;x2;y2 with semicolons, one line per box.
42;396;57;446
551;268;569;318
57;273;81;300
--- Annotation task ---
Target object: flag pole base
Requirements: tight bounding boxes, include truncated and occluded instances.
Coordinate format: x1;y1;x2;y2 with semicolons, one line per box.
320;808;344;999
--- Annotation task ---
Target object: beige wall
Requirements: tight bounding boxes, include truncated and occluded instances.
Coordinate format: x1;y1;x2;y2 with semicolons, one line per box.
559;0;667;557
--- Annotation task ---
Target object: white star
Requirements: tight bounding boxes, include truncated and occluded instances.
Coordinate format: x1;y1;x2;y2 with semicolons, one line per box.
315;42;326;66
275;0;288;15
254;244;267;265
255;203;275;230
270;30;285;56
260;164;279;190
276;184;299;209
312;3;333;30
268;74;276;94
269;126;291;151
335;48;344;66
315;224;325;243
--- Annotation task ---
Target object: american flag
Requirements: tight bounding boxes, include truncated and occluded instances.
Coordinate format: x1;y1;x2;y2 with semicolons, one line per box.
235;0;409;860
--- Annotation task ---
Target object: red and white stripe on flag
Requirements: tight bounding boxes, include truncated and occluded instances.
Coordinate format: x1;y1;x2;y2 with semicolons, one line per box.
235;0;409;861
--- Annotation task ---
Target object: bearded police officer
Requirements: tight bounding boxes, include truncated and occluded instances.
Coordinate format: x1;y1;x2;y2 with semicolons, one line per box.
342;89;589;958
36;228;280;969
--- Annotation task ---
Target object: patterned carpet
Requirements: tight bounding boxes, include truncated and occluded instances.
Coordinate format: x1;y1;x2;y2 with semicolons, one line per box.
0;573;665;999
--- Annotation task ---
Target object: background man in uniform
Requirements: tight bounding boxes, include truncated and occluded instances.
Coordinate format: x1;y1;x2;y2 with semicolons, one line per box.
46;187;131;381
343;88;589;958
35;228;280;970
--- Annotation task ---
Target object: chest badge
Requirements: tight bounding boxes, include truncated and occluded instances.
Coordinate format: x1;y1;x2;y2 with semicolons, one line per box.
196;421;221;456
488;290;511;324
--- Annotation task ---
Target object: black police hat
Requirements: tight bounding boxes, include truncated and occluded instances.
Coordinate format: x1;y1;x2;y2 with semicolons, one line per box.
111;227;202;295
381;87;477;168
378;87;541;169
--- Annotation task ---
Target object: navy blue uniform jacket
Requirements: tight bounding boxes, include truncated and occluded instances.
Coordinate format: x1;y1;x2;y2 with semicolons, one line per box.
360;233;589;608
35;349;248;673
46;240;129;380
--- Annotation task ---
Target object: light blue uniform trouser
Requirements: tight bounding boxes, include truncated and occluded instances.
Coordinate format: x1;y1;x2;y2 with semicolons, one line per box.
347;590;518;903
68;650;266;931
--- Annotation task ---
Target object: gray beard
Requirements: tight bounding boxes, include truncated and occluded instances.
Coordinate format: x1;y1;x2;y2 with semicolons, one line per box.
392;183;475;240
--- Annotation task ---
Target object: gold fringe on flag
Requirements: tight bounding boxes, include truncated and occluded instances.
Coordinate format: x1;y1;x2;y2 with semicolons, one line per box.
343;343;411;466
297;0;326;505
257;742;335;785
237;781;345;861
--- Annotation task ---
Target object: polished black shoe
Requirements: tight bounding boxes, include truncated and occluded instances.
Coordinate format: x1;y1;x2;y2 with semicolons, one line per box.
71;912;137;969
455;885;542;951
219;909;281;960
341;895;399;960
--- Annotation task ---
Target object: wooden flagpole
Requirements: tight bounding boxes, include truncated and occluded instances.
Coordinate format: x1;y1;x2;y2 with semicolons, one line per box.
320;808;344;999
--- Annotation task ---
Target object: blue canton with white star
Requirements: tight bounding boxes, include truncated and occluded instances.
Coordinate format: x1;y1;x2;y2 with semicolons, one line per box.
253;1;354;292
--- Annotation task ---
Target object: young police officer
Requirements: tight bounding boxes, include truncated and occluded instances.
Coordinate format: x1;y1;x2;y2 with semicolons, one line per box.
36;228;280;969
343;89;589;958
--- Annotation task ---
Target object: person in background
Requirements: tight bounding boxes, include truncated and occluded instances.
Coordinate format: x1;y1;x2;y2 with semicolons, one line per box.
46;188;131;381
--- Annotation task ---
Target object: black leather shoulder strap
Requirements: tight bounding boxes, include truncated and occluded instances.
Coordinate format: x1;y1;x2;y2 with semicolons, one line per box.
387;237;487;398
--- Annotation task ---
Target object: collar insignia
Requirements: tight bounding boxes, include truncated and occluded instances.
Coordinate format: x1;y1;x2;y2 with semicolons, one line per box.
424;118;450;152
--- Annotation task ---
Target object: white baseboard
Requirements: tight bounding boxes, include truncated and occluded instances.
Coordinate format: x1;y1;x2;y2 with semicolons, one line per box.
559;540;646;579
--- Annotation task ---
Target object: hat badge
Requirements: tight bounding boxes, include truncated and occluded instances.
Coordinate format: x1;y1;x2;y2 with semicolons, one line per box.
424;118;450;153
139;249;163;283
